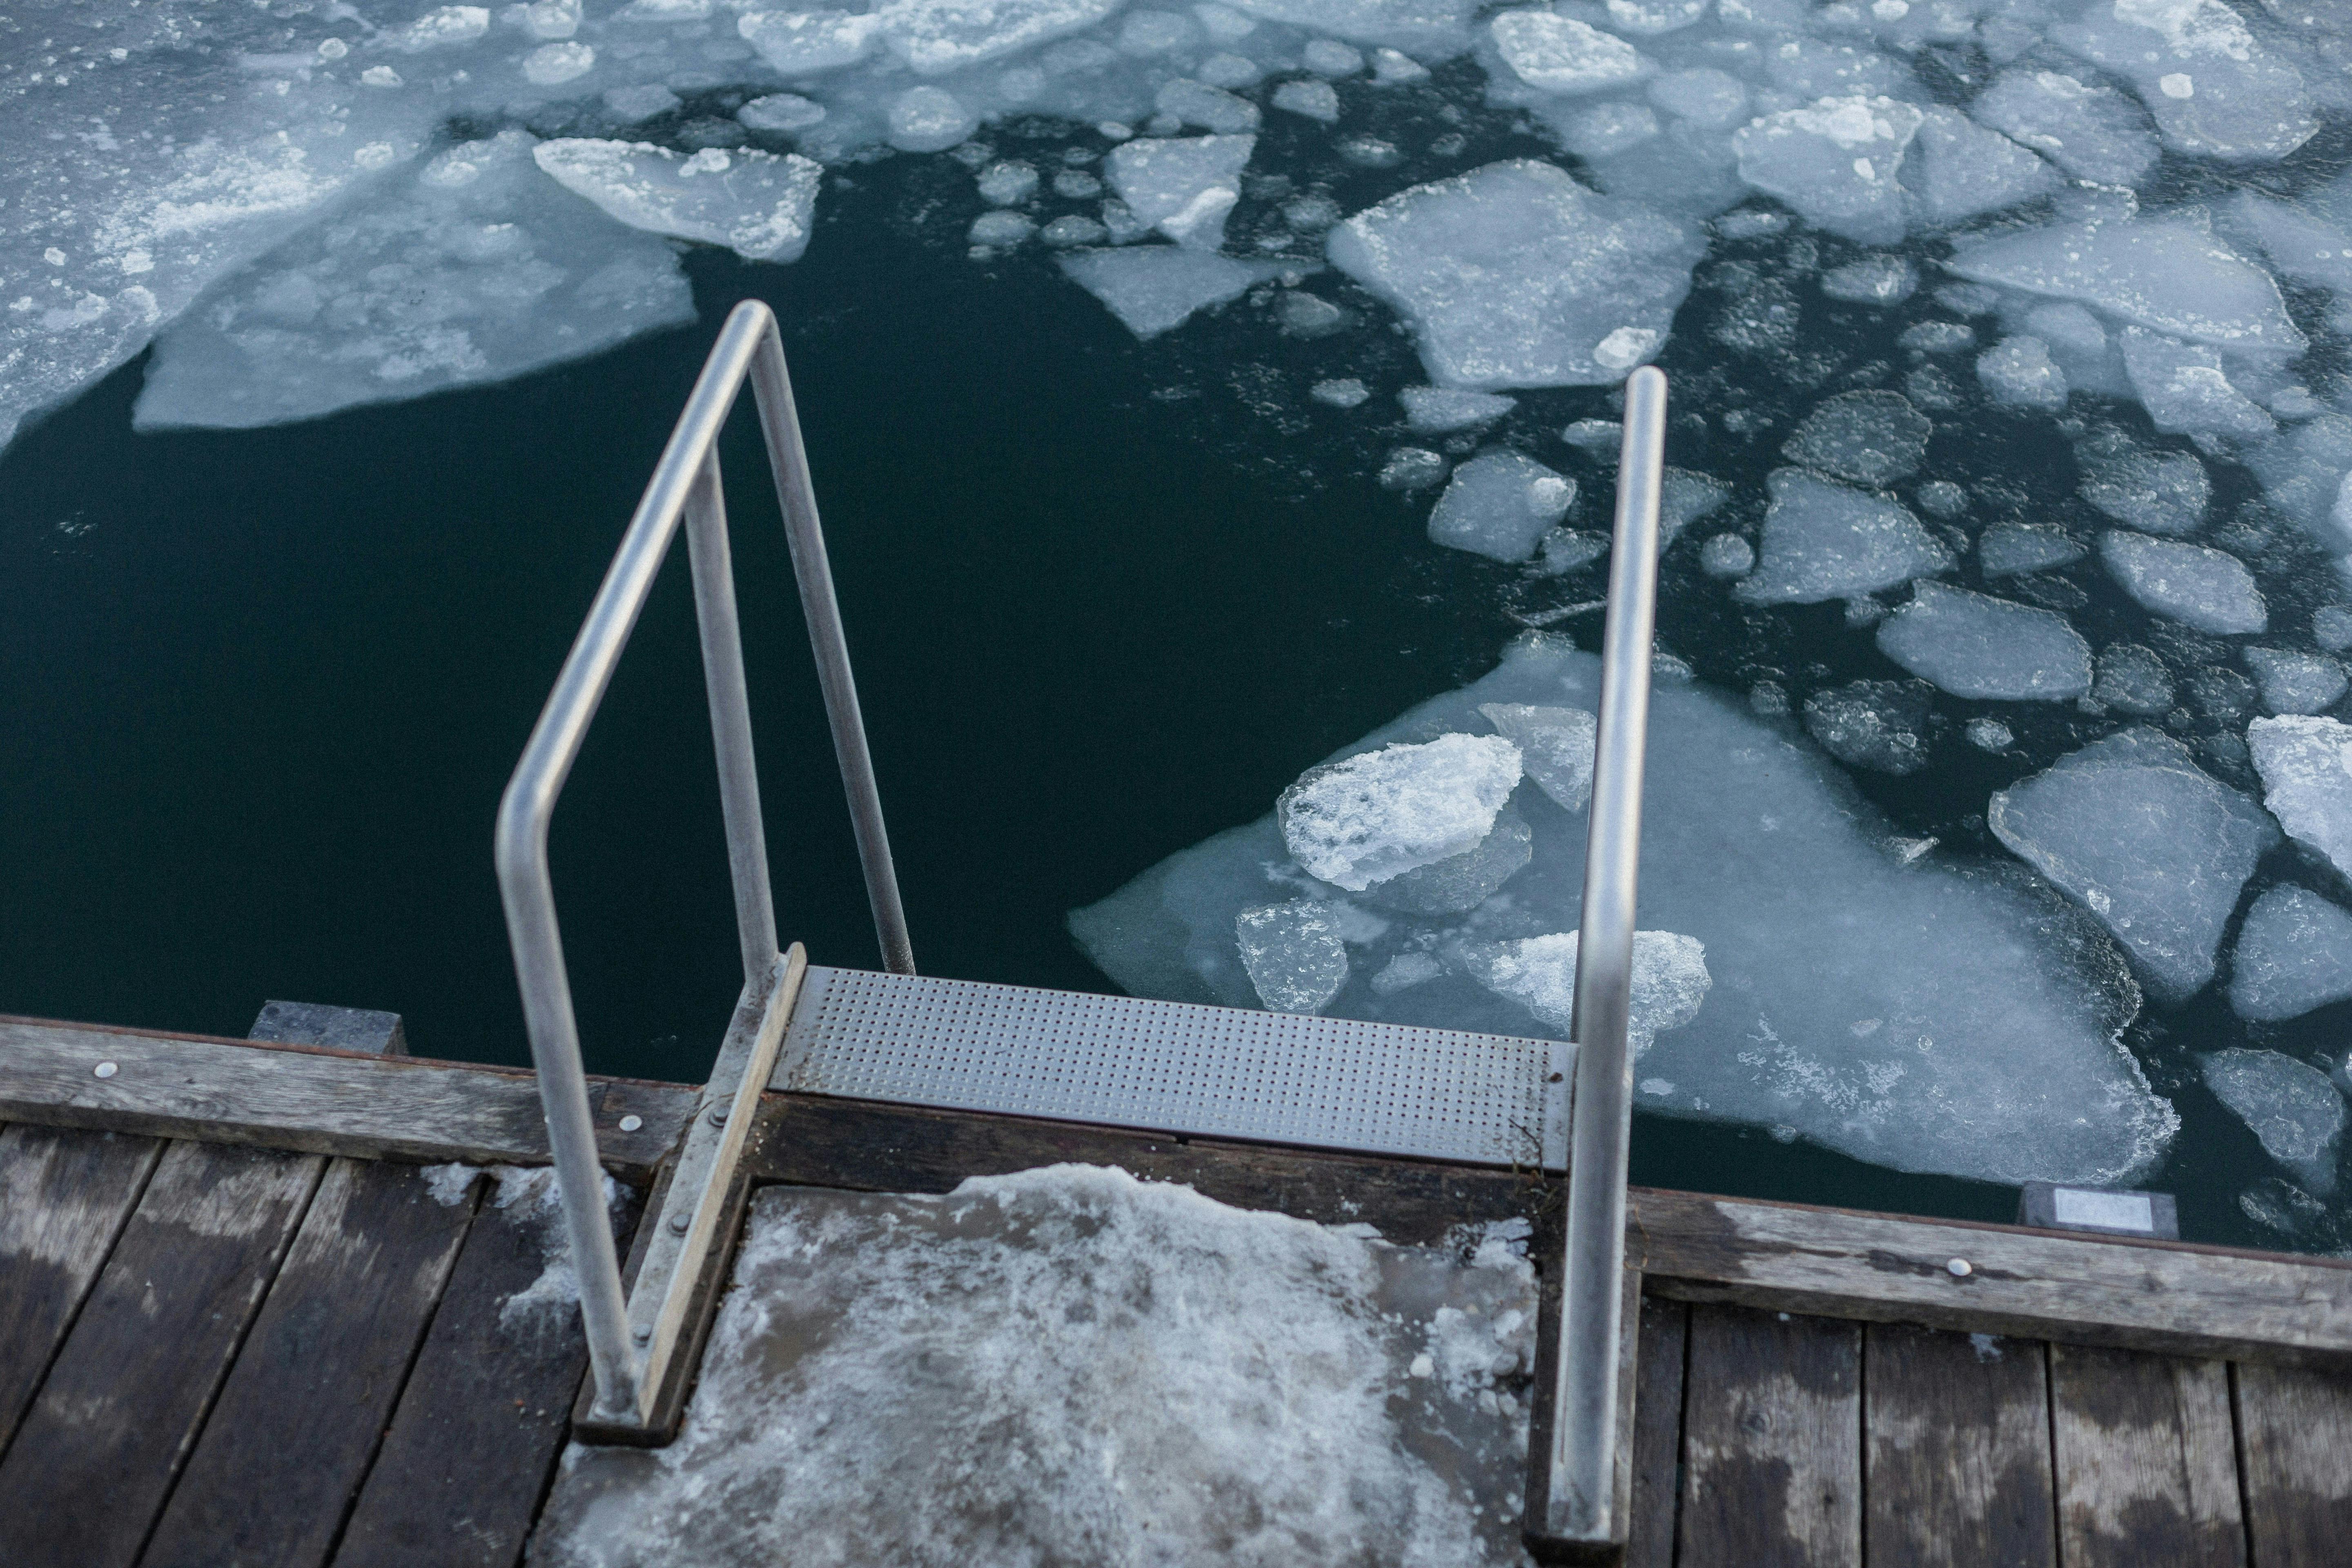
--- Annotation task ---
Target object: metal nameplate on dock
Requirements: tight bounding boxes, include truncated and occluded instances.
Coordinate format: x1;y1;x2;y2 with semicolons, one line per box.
773;967;1567;1170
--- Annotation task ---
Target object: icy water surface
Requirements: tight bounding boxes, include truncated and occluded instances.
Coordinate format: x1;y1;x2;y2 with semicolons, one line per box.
7;0;2352;1252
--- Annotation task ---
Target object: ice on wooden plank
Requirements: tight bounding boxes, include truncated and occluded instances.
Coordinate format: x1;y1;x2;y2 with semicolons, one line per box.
2201;1050;2344;1198
1072;638;2174;1185
1906;107;2056;228
1104;134;1254;249
1978;336;2068;410
1804;679;1931;775
2245;649;2348;716
1876;582;2094;702
1059;247;1286;337
1989;727;2278;1003
1277;733;1522;891
1734;470;1954;606
1477;702;1595;810
533;141;822;261
532;1169;1538;1567
2053;0;2318;163
2100;532;2267;635
2120;329;2275;441
1820;255;1916;305
2078;432;2209;535
1489;11;1651;96
1969;69;2158;187
2248;716;2352;884
1979;522;2086;578
1428;451;1575;561
1401;387;1517;432
1782;390;1931;486
2229;886;2352;1022
1462;929;1708;1049
142;130;682;431
1326;160;1704;390
1235;900;1352;1012
2095;643;2176;715
1947;216;2306;356
1732;96;1922;247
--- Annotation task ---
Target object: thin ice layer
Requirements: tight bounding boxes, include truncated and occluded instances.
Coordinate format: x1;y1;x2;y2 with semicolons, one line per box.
532;140;823;261
1073;638;2174;1186
531;1168;1539;1567
136;132;693;430
1058;247;1289;338
1327;160;1704;389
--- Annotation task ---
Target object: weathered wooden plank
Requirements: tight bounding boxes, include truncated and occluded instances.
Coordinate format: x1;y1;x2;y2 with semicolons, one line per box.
140;1157;481;1568
0;1124;161;1454
0;1140;323;1568
1631;1188;2352;1368
1678;1304;1862;1567
2235;1359;2352;1566
0;1018;693;1178
751;1093;1541;1245
332;1169;641;1568
1864;1323;2055;1568
2049;1344;2243;1567
1623;1294;1687;1568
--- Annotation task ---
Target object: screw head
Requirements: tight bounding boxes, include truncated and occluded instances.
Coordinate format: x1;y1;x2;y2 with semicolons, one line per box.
617;1114;644;1133
709;1106;728;1127
1947;1257;1973;1278
93;1061;118;1080
631;1325;651;1344
668;1212;691;1235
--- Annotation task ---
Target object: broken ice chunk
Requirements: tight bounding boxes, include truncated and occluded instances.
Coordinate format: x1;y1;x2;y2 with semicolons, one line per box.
2229;887;2352;1023
1804;679;1932;775
1876;582;2093;701
1489;11;1650;96
1732;95;1923;247
2119;329;2274;441
2054;0;2318;164
1605;0;1706;34
879;0;1124;74
1428;452;1575;561
2319;607;2352;654
1271;79;1341;122
1312;377;1370;408
1358;803;1532;913
2201;1049;2343;1197
1157;79;1262;133
1370;950;1443;994
2078;432;2208;536
736;9;882;74
532;140;823;261
738;94;827;132
1379;447;1449;490
1058;247;1287;338
1990;727;2278;1003
2099;532;2267;635
2247;716;2352;885
1462;929;1709;1049
1947;216;2305;357
1977;336;2067;410
2245;649;2348;717
1699;533;1753;579
1648;67;1749;129
1235;901;1351;1012
1400;387;1516;433
1782;390;1930;486
1969;69;2157;187
977;161;1040;206
1659;467;1729;545
2094;644;2174;715
1105;134;1254;249
1907;107;2056;228
1820;254;1916;306
1325;160;1703;389
1215;0;1473;54
1978;522;2085;579
886;87;978;153
1735;470;1953;605
1477;702;1595;810
1302;38;1364;75
1277;733;1523;891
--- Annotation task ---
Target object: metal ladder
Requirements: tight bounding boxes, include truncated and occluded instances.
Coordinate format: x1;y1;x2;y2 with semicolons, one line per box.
494;299;1665;1559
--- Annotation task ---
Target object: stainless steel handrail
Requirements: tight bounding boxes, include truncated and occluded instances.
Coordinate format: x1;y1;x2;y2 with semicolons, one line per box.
1535;365;1668;1550
494;299;913;1422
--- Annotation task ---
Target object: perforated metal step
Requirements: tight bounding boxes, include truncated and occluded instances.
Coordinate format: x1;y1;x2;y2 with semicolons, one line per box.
772;967;1568;1170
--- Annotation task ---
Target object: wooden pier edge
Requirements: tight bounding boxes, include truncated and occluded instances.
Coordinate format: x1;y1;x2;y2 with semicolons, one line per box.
4;1014;2351;1373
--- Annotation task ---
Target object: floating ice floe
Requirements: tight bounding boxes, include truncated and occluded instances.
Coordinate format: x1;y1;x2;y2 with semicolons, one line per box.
1059;247;1290;337
1804;679;1931;776
1475;702;1594;810
2247;716;2352;885
1733;470;1953;606
1104;133;1254;248
1989;728;2278;1004
1427;451;1575;561
1461;929;1708;1048
2228;887;2352;1023
1732;96;1921;247
1907;107;2057;229
2201;1049;2344;1198
1489;11;1651;97
2094;644;2175;716
2099;532;2267;635
2078;432;2210;536
1074;639;2174;1186
1326;160;1704;389
533;140;823;260
1782;390;1930;486
1875;582;2094;702
1978;336;2068;410
2119;329;2276;441
1978;523;2086;579
1400;387;1516;433
2053;0;2319;164
1969;69;2159;187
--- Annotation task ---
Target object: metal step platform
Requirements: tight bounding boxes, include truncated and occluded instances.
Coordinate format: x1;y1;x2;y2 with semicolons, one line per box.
773;965;1569;1170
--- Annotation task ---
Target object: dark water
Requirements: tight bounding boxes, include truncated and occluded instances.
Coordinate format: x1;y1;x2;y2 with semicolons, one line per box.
3;155;2339;1246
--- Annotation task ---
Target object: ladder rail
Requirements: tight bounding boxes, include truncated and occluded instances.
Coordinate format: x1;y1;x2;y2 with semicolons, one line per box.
493;299;911;1426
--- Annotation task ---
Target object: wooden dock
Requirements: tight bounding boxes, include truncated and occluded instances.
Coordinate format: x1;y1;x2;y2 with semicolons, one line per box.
2;1012;2350;1565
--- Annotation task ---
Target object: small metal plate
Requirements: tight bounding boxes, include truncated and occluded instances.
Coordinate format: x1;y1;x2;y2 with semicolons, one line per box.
773;967;1566;1170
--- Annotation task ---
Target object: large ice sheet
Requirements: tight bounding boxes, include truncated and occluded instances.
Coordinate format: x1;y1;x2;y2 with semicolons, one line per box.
1989;728;2278;1004
1073;638;2175;1186
136;133;693;430
1326;160;1704;389
879;0;1128;75
1218;0;1478;53
2248;716;2352;885
532;1168;1539;1566
533;140;823;261
2228;886;2352;1023
1734;470;1954;606
1947;215;2307;356
1876;582;2094;702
